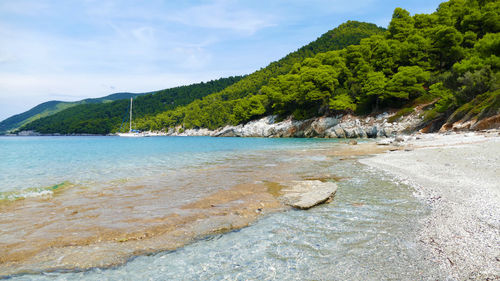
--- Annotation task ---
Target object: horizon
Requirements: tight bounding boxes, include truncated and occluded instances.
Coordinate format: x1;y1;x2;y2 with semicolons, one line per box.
0;0;443;121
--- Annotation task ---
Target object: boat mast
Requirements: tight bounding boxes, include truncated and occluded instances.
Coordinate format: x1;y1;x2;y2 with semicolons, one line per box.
129;97;133;132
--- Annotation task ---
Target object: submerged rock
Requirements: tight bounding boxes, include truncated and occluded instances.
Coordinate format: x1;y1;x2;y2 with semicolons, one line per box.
376;138;393;145
348;140;358;145
394;135;406;142
281;180;337;210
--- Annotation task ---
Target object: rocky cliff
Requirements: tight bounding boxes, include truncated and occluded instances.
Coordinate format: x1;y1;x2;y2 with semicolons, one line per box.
19;108;498;138
163;110;424;138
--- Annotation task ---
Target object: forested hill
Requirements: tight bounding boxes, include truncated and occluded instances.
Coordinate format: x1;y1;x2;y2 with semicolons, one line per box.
133;21;385;130
19;21;384;134
209;21;385;102
136;0;499;132
19;76;243;134
0;92;147;134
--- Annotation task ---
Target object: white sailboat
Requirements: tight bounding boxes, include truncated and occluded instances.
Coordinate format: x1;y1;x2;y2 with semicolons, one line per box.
117;97;146;137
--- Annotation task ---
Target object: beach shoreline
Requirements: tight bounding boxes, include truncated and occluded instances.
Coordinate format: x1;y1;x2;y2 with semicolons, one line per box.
1;132;498;278
360;130;500;279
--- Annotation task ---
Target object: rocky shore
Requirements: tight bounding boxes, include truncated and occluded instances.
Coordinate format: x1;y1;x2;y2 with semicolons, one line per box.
161;112;423;138
13;108;499;138
154;110;499;138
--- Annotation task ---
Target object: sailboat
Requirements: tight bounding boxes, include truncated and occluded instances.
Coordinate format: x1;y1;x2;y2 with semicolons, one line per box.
117;97;146;137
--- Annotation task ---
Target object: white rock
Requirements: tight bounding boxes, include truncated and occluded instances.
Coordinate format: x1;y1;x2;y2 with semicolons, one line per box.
376;138;393;145
281;180;338;209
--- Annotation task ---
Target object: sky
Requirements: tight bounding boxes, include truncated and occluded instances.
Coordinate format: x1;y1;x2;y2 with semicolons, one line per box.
0;0;445;121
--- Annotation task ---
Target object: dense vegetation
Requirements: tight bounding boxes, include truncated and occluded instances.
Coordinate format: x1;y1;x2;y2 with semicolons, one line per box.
20;76;242;134
17;0;500;134
0;92;147;134
257;0;499;127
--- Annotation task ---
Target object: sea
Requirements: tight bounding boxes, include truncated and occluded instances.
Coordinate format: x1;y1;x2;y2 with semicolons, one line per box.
0;136;446;280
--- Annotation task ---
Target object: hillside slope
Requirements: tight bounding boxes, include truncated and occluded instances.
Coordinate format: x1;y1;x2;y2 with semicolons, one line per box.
0;92;146;134
19;76;243;134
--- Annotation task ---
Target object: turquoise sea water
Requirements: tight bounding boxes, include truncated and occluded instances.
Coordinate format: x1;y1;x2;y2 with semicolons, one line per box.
0;136;332;194
0;136;445;280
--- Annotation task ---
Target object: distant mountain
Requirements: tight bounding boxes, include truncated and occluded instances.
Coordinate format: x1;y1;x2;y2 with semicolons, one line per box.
18;76;243;134
0;92;146;134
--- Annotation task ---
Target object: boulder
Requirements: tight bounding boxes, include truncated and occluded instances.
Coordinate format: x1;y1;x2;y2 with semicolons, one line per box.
213;126;242;137
376;127;388;137
324;127;339;138
365;126;378;138
344;128;358;138
332;125;346;138
280;180;338;210
311;117;339;136
292;119;313;137
239;116;275;137
270;119;295;137
355;127;368;138
394;135;406;142
376;138;393;145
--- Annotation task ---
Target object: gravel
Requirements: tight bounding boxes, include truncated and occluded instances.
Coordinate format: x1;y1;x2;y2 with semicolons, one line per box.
360;131;500;280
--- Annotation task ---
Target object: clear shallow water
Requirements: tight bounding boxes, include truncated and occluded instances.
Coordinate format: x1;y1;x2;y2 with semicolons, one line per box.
0;136;334;193
1;136;444;280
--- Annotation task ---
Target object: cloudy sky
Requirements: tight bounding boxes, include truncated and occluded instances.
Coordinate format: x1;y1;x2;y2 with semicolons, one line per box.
0;0;444;121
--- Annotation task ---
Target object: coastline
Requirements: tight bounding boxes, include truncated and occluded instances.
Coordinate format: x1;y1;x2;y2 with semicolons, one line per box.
360;130;500;279
1;131;499;278
9;108;500;138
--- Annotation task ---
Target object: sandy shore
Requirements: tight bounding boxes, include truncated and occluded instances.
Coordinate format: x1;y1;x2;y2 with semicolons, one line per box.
360;131;500;280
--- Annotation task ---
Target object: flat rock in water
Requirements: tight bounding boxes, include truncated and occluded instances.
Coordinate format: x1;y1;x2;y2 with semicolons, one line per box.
376;138;393;145
281;180;337;209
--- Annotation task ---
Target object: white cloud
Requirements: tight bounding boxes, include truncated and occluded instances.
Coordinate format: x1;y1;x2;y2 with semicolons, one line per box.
0;20;215;76
0;72;224;99
131;26;155;43
167;0;276;35
0;71;234;121
0;0;49;16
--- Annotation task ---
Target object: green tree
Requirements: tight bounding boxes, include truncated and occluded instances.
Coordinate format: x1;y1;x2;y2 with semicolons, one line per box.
474;33;500;58
429;82;456;113
479;2;500;35
329;93;356;112
386;66;430;100
362;71;389;107
388;8;414;41
431;26;464;69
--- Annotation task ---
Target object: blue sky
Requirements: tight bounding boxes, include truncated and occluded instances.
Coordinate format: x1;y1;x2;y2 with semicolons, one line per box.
0;0;444;121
